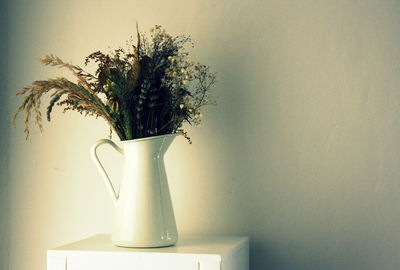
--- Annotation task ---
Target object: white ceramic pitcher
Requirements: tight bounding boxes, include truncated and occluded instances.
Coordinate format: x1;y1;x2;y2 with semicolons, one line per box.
91;133;179;248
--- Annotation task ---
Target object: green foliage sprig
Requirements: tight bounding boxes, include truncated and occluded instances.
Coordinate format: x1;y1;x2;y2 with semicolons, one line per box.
13;25;217;143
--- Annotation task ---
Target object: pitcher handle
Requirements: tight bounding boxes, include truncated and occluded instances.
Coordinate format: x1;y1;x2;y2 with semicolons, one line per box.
91;139;124;205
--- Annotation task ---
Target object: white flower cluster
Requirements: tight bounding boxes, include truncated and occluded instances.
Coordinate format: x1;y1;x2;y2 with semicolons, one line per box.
147;25;216;130
163;54;193;88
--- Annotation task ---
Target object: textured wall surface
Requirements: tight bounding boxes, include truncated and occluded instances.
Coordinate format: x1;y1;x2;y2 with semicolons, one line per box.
4;0;400;269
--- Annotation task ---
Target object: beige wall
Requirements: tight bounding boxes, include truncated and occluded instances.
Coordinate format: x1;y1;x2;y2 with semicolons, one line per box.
4;0;400;269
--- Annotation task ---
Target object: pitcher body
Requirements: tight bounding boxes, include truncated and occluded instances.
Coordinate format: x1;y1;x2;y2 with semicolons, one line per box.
92;134;178;248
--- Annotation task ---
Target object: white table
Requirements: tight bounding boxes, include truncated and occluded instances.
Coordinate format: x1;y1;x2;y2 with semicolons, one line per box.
47;234;249;270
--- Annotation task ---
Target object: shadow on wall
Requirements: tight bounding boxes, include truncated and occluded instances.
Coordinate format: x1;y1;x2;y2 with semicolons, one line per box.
210;34;353;270
210;35;336;270
0;1;10;270
207;10;376;270
209;10;396;270
208;18;284;269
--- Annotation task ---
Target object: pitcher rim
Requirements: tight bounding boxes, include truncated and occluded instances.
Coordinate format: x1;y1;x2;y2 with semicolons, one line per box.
118;132;182;144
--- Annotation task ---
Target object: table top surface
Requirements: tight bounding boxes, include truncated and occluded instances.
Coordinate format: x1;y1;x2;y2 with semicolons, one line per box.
50;234;249;257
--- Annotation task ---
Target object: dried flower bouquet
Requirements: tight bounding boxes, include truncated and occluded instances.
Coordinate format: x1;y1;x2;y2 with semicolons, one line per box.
13;25;217;143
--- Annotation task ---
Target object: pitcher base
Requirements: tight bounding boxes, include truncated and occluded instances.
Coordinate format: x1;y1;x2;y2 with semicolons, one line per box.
111;237;178;248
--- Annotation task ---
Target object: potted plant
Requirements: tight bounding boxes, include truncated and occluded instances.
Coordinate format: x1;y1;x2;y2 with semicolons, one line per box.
13;25;217;247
